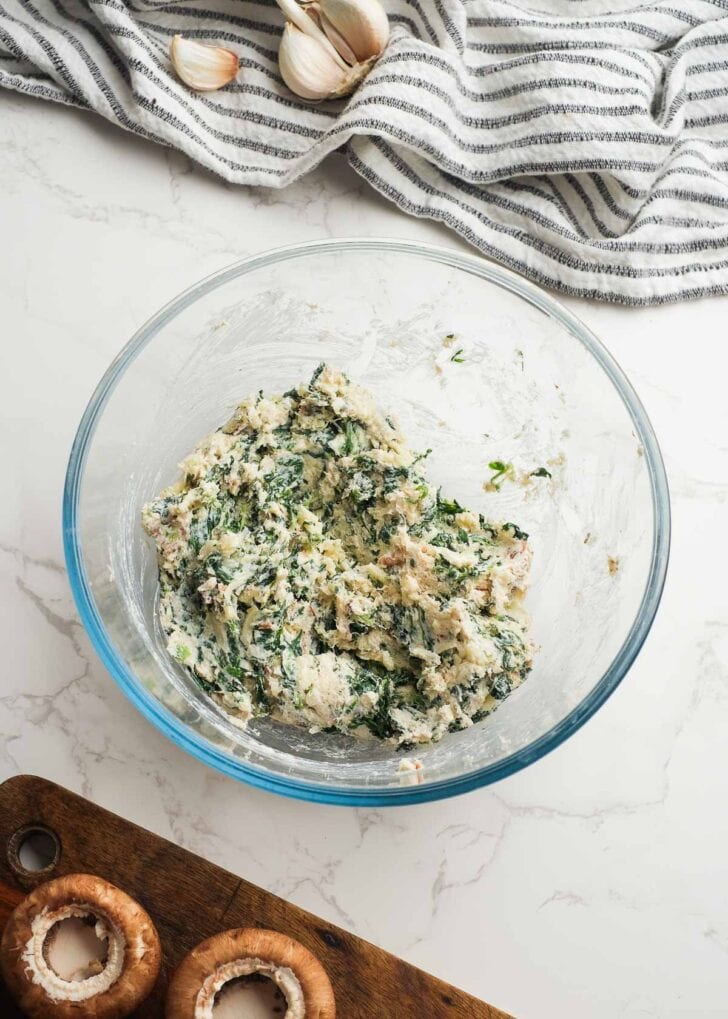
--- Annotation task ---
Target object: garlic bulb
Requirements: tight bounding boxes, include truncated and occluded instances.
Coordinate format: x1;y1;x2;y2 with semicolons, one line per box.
275;0;389;101
170;35;239;92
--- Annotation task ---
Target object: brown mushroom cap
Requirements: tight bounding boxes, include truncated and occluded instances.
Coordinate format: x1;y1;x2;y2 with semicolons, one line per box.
166;927;336;1019
0;873;162;1019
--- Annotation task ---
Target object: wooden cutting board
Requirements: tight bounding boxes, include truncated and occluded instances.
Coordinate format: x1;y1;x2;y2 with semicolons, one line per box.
0;775;512;1018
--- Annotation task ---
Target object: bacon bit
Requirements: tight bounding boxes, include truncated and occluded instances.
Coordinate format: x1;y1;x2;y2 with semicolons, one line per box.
379;550;405;567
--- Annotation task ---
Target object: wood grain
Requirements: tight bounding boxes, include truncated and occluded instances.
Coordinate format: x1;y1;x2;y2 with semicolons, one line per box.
0;881;23;917
0;775;513;1018
0;882;24;1019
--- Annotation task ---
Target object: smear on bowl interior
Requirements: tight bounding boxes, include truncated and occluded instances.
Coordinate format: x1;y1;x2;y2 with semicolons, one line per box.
142;364;535;746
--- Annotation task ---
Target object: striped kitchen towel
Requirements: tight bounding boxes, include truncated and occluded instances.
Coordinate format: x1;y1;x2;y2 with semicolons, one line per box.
2;0;728;304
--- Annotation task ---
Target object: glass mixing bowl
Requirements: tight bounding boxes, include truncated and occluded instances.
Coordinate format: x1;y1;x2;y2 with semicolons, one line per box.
63;239;670;805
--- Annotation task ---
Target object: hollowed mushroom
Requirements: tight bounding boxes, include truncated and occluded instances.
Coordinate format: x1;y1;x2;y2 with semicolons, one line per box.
166;928;336;1019
0;873;162;1018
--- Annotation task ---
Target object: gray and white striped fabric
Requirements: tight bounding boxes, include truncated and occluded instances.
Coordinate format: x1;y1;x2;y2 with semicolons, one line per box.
2;0;728;304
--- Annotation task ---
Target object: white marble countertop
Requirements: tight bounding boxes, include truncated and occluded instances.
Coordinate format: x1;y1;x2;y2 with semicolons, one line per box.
2;89;728;1019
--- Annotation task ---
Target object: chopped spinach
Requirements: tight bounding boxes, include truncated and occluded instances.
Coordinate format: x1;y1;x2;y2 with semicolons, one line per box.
436;489;465;516
487;460;513;489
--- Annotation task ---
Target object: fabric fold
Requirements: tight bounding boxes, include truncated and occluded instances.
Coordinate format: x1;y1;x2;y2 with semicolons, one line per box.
2;0;727;303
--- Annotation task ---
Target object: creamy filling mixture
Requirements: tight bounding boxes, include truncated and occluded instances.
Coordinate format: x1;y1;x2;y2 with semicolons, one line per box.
143;364;535;746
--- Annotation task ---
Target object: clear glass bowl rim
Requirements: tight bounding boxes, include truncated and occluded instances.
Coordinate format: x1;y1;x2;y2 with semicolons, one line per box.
63;238;671;806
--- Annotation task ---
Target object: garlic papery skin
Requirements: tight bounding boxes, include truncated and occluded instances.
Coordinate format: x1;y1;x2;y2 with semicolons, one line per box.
170;35;239;91
275;0;388;100
279;23;369;100
314;0;389;62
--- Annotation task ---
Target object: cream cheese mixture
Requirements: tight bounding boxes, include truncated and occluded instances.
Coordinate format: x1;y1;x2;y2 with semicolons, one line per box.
142;365;535;746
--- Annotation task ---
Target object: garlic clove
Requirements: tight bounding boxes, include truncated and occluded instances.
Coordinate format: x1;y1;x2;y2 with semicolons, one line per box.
278;23;347;100
316;9;359;66
316;0;389;62
306;4;358;65
276;0;349;70
170;34;239;91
